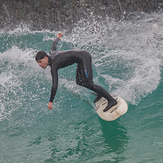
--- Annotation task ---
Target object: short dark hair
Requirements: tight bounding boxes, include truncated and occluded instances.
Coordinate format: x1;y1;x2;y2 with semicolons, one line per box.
35;51;49;61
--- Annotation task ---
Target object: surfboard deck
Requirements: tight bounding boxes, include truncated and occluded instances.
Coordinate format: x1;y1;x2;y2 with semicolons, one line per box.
94;95;128;121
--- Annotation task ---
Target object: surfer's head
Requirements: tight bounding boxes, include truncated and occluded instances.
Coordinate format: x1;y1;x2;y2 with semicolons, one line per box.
35;51;49;69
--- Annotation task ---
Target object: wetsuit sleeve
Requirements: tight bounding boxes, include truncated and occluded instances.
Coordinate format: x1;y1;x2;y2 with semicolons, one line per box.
49;66;58;102
50;37;61;52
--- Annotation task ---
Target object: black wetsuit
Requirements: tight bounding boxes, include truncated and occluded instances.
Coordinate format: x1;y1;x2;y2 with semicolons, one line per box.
48;37;116;110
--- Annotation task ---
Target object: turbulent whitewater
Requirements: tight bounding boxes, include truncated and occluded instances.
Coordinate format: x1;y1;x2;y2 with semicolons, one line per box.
0;12;163;163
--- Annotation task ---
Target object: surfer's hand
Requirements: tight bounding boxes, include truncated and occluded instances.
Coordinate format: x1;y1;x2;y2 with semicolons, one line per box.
48;102;53;110
57;33;63;40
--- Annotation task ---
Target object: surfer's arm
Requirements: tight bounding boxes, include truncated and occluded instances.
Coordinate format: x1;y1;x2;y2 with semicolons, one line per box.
50;33;63;52
48;67;58;110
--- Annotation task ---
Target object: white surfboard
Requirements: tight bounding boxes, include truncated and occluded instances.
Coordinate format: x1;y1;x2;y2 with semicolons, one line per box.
94;95;128;121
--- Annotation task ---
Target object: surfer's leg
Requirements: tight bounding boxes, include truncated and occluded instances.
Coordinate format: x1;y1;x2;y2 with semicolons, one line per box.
89;82;117;112
76;51;93;86
84;81;117;111
76;62;86;86
76;51;117;111
90;83;117;112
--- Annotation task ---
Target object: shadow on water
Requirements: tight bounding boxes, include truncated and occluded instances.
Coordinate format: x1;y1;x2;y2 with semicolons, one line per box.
98;118;129;162
34;85;129;163
39;95;129;163
41;118;129;163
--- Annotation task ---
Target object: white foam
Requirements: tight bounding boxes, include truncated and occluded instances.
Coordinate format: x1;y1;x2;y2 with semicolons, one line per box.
65;12;163;105
1;12;163;110
0;46;43;120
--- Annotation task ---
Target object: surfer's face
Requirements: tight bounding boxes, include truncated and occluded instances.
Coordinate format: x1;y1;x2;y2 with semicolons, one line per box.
37;57;48;69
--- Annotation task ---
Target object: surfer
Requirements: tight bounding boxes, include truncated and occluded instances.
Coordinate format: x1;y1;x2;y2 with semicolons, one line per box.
35;33;117;111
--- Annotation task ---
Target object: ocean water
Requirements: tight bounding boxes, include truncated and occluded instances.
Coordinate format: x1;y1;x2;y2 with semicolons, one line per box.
1;12;163;163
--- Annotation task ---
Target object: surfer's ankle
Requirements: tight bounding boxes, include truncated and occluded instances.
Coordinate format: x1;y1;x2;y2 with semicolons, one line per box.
103;99;117;112
94;94;103;103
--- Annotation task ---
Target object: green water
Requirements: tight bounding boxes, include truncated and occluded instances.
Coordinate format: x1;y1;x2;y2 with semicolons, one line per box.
1;12;163;163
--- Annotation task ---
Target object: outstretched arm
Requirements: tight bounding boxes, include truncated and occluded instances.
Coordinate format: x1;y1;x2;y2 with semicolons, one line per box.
50;33;63;52
48;66;58;110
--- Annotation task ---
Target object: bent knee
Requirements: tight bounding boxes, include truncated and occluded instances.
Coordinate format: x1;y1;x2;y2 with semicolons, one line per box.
78;80;94;89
